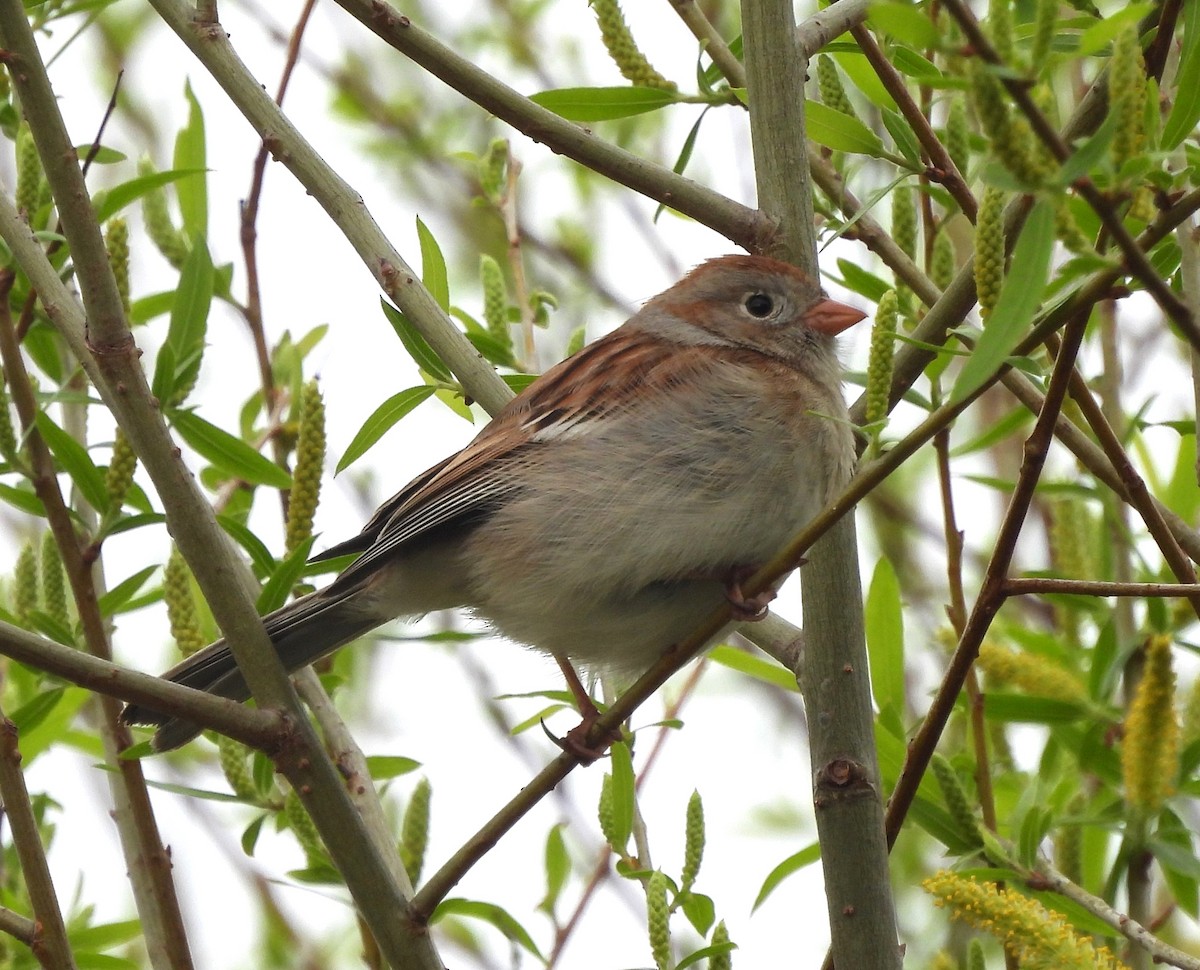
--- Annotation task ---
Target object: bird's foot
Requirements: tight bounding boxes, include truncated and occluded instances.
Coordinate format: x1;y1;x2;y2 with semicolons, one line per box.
723;564;776;621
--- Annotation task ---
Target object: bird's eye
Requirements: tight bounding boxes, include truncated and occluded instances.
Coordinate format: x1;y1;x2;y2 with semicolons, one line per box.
744;292;775;318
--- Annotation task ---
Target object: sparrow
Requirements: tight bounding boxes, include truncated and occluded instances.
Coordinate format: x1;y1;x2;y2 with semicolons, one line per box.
123;254;866;750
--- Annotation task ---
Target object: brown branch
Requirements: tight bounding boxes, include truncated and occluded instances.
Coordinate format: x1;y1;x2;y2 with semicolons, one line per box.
1004;578;1200;597
0;718;77;970
884;309;1091;846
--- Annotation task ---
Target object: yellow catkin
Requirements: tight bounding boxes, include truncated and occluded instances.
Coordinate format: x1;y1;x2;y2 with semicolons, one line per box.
284;790;325;864
163;547;206;656
1049;497;1095;579
646;869;671;970
105;218;132;318
285;381;326;557
14;124;44;223
865;290;898;427
681;789;704;891
924;871;1129;969
1110;27;1146;170
39;531;67;627
14;541;38;624
400;777;432;886
931;754;983;846
138;159;190;269
218;736;259;802
1182;676;1200;748
709;920;732;970
974;187;1006;319
817;55;857;120
480;254;510;346
977;642;1086;701
1122;635;1179;818
105;428;138;511
590;0;677;90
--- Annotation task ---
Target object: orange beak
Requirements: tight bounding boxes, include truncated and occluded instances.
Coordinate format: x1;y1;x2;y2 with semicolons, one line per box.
807;297;867;335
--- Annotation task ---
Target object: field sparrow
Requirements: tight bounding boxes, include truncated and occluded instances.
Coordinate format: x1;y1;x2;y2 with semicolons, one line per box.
124;254;865;750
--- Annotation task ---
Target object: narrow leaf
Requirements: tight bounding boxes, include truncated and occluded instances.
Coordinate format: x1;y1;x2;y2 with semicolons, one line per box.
805;100;888;156
335;386;437;473
608;741;636;849
93;169;206;224
173;81;207;238
865;557;905;716
35;412;109;512
380;300;453;382
530;86;680;121
416;217;449;311
432;899;545;960
1163;0;1200;149
169;409;293;488
256;538;314;614
753;842;821;911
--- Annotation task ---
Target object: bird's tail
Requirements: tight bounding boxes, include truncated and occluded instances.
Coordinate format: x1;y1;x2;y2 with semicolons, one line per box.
122;587;383;751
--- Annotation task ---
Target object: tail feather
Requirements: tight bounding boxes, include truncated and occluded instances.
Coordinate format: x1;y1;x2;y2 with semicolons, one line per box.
122;588;383;751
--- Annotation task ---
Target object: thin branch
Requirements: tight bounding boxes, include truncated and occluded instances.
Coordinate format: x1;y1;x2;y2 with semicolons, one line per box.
0;907;36;947
667;0;744;87
1004;578;1200;597
940;0;1200;351
0;718;77;970
884;309;1091;846
330;0;773;254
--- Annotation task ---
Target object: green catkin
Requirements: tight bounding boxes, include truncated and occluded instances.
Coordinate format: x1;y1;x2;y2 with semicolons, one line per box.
1182;676;1200;747
931;231;956;291
1054;794;1084;885
105;429;138;511
709;920;732;970
285;381;326;557
864;290;898;427
924;872;1128;969
974;187;1006;319
399;777;432;886
218;736;258;802
1055;200;1092;254
590;0;677;90
138;159;190;269
14;124;43;222
478;138;508;204
930;754;983;846
891;186;917;262
480;254;510;347
163;547;206;657
598;773;621;851
284;790;325;864
946;99;971;179
105;218;132;317
817;55;857;119
646;869;671;970
681;790;704;891
14;541;38;624
967;938;986;970
1049;497;1094;579
1030;0;1058;71
977;643;1086;701
1110;26;1146;171
988;0;1014;66
1122;635;1179;818
0;380;18;463
39;531;66;627
968;62;1051;186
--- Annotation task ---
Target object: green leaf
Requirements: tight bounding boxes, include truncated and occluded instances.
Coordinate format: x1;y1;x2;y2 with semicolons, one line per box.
34;412;109;512
335;386;437;473
678;942;738;970
10;687;67;734
173;81;207;239
432;899;545;960
608;741;636;850
152;240;213;404
1058;113;1116;184
529;86;681;121
380;300;453;383
951;198;1055;404
867;2;941;48
18;687;90;763
881;107;922;166
889;48;943;82
865;557;905;717
256;538;314;614
1077;4;1154;56
805;99;888;156
1163;0;1200;149
679;891;715;936
539;822;570;913
97;566;158;617
93;169;207;224
365;755;422;779
68;919;143;950
241;813;267;856
216;515;276;576
169;408;293;488
656;107;709;222
416;217;449;311
0;482;46;516
835;258;893;302
752;842;820;911
982;693;1091;723
708;643;798;691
